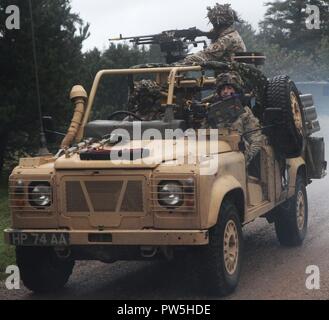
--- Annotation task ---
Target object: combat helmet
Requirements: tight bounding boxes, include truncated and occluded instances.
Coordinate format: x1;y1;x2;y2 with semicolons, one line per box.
129;80;162;113
207;3;239;28
216;72;244;93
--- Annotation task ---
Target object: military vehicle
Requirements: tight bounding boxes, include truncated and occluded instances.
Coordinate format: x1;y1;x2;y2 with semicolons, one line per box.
4;62;326;296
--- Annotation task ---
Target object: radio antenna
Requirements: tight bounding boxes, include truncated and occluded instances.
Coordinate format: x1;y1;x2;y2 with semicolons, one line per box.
28;0;49;156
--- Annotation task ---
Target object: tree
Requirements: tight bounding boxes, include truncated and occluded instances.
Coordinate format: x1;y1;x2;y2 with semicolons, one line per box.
235;20;314;81
260;0;329;53
235;20;259;51
81;43;165;121
314;38;329;80
0;0;89;173
258;43;321;81
257;0;329;81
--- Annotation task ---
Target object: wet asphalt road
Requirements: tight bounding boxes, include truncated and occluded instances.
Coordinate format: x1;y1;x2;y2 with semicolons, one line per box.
1;118;329;300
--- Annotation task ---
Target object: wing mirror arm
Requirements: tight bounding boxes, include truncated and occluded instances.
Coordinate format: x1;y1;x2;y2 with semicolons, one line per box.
45;129;66;137
42;116;66;143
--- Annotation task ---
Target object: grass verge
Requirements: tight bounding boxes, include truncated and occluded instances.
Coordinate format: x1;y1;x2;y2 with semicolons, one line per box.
0;176;15;280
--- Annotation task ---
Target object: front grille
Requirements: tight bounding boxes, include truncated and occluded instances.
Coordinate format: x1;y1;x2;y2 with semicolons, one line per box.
9;179;53;213
85;181;123;212
121;181;144;212
66;181;89;212
65;178;144;214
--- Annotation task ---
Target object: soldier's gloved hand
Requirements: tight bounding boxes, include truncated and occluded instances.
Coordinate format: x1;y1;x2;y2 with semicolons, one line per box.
190;102;207;119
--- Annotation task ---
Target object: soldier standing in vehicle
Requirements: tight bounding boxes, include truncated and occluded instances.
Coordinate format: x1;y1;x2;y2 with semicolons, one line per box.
183;3;247;64
128;80;164;121
207;72;264;167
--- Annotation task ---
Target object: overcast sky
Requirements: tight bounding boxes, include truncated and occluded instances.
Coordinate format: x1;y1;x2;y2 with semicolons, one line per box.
71;0;268;52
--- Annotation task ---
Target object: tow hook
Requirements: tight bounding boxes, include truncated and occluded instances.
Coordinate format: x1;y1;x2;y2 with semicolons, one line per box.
55;247;71;259
140;246;158;258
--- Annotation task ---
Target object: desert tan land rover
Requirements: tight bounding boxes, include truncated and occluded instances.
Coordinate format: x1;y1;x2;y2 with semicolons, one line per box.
4;64;327;296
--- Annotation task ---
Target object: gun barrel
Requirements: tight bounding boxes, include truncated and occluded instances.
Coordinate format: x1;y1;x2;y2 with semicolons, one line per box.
109;34;157;42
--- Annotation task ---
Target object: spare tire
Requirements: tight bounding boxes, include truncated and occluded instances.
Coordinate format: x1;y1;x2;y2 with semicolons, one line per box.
265;75;306;158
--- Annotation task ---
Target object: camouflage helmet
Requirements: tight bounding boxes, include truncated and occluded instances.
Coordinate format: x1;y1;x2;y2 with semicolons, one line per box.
207;3;239;28
134;80;161;96
216;72;244;92
129;80;162;113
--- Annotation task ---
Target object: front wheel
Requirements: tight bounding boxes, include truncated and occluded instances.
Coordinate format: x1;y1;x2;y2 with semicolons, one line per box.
197;201;244;296
16;247;75;294
274;175;308;246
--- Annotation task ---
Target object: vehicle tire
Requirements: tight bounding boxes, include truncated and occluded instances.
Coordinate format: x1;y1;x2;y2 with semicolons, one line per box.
265;75;306;158
197;201;243;296
16;247;75;293
274;175;308;247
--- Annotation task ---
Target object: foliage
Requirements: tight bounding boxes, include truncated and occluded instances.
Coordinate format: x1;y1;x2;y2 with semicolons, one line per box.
237;20;315;80
0;180;15;280
0;0;89;172
260;0;329;54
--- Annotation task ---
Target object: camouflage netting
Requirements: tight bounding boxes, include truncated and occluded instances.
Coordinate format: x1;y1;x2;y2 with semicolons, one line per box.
128;80;162;114
206;3;239;28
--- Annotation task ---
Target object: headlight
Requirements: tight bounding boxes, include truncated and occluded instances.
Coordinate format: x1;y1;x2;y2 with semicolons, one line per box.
29;183;52;208
158;181;184;208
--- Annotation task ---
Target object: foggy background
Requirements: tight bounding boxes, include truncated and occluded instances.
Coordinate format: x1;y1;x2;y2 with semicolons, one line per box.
71;0;268;51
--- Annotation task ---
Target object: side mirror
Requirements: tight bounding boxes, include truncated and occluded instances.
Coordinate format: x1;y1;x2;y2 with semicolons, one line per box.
42;116;57;143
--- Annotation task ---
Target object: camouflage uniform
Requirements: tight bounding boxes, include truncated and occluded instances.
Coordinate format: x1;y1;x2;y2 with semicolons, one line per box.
128;80;163;121
210;72;264;166
183;3;246;64
222;106;263;166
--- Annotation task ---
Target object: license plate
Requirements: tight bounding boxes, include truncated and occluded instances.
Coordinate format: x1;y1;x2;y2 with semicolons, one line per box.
10;232;70;246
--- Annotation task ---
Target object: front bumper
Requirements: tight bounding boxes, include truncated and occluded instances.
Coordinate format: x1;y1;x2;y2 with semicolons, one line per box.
4;229;209;246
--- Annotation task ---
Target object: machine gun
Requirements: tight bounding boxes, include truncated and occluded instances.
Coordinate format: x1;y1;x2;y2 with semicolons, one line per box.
110;27;214;64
